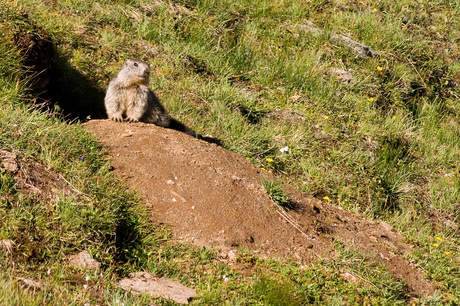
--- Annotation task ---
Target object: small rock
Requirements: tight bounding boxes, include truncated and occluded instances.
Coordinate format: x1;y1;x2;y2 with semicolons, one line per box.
327;67;355;83
291;21;378;59
170;190;186;202
227;250;237;261
68;250;101;270
314;131;326;140
120;131;134;137
218;249;238;265
18;277;44;289
0;239;14;255
331;34;378;59
340;272;360;283
0;149;19;173
378;221;393;232
119;272;197;304
291;21;323;36
443;219;458;231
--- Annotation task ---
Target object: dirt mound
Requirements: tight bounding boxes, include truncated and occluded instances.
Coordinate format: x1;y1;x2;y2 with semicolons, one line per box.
84;119;435;297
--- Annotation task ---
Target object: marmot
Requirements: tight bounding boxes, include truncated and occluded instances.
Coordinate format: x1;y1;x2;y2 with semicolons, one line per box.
104;59;199;138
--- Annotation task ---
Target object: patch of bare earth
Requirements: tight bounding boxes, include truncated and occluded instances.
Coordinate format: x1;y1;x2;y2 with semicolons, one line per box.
83;119;434;297
0;149;72;201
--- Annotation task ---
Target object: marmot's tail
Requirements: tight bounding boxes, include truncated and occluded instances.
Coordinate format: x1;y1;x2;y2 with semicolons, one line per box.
169;118;202;139
169;118;221;144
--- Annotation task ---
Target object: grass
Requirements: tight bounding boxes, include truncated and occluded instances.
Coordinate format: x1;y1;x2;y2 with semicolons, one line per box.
1;0;459;304
262;177;292;210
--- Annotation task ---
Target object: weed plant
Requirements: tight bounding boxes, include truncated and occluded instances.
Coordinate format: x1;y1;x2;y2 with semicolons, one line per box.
262;177;291;210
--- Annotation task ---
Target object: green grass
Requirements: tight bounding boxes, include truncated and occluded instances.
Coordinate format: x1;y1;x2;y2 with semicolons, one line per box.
1;0;459;304
262;177;292;210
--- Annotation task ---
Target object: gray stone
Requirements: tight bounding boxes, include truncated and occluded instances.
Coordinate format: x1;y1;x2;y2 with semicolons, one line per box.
119;272;197;304
68;250;101;270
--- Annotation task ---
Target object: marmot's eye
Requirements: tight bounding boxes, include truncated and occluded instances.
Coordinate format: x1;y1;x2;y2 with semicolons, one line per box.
134;62;138;67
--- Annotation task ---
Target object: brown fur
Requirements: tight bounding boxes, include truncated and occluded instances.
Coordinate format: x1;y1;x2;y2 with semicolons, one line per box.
104;59;198;137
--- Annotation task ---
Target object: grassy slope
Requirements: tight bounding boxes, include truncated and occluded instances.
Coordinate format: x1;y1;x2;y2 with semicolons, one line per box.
1;0;459;304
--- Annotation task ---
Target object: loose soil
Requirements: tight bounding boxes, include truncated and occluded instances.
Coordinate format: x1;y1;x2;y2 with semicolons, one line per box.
83;120;435;297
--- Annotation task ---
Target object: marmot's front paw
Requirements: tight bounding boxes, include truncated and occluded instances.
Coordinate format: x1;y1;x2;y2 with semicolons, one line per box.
126;117;139;123
110;115;124;122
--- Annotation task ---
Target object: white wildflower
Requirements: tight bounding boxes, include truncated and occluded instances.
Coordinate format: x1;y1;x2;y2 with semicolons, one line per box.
279;146;289;153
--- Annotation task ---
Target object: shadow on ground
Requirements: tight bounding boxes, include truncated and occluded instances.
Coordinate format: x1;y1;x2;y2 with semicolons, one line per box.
13;15;106;121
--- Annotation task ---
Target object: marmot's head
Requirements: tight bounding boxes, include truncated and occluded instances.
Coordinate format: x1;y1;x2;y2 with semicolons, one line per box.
122;59;150;86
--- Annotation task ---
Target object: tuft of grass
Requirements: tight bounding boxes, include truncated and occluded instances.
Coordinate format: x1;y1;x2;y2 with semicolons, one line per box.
261;177;291;210
252;275;302;306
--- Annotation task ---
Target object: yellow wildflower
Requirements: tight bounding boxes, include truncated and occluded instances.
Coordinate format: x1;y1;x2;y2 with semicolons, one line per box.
436;236;443;242
392;115;396;120
432;243;439;247
265;157;274;163
323;116;329;120
377;66;383;72
445;251;452;256
402;25;407;31
372;8;377;12
368;97;374;102
323;196;330;201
